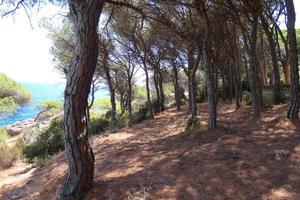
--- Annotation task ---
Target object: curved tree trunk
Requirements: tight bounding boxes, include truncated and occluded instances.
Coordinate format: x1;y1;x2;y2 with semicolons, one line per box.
285;0;300;119
62;1;103;198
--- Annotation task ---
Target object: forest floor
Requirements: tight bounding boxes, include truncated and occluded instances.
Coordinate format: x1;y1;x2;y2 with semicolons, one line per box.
0;103;300;200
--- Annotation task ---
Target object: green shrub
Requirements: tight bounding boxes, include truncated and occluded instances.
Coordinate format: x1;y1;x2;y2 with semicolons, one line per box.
23;118;64;162
131;101;150;124
93;98;120;112
39;101;62;109
0;97;19;116
152;99;161;114
242;91;252;106
279;86;290;103
184;116;201;136
0;138;23;170
262;89;273;107
118;111;130;128
0;127;9;143
88;115;110;135
0;73;31;104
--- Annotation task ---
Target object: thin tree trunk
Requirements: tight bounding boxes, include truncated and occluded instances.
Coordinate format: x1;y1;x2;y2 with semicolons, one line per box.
127;80;132;124
259;31;268;86
143;59;154;119
153;70;161;111
158;69;165;111
172;64;181;110
244;13;263;119
233;25;241;109
188;72;197;119
260;15;281;104
62;1;103;198
285;0;300;119
105;66;118;132
200;1;217;128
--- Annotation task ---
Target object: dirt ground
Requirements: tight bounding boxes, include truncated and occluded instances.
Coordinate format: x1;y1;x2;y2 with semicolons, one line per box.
1;103;300;200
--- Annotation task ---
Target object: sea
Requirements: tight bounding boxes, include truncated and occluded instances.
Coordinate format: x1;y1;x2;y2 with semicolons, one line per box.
0;82;108;126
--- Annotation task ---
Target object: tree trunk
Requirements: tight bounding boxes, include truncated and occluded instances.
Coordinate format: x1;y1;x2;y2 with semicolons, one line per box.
172;64;181;110
62;1;103;198
285;0;300;119
221;66;226;102
260;15;281;104
143;59;154;119
201;1;217;128
153;70;161;112
228;64;233;103
158;69;165;111
127;80;132;124
188;72;197;119
233;26;241;109
259;31;268;86
244;13;263;119
104;65;118;132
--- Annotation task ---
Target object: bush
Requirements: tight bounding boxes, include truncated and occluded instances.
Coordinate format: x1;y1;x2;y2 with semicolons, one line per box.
262;89;273;107
88;115;110;135
0;126;9;143
0;143;17;169
39;101;62;110
0;138;23;170
0;96;19;116
242;91;252;106
23;118;64;162
93;98;120;112
131;101;150;124
184;116;201;136
0;73;31;104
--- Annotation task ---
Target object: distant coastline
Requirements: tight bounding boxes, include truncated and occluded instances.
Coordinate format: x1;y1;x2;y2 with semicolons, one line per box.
0;82;108;126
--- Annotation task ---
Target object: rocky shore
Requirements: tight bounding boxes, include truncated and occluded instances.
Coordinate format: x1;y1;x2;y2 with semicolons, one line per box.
5;112;63;144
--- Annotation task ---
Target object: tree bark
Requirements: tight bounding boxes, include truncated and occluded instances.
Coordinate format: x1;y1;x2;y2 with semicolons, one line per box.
172;64;181;110
153;70;161;111
62;1;103;198
157;69;165;111
285;0;300;119
143;58;154;119
104;61;118;132
200;1;217;128
188;71;197;119
260;15;281;104
244;13;263;119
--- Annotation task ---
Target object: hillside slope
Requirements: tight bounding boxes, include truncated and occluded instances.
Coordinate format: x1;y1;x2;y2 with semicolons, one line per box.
1;104;300;200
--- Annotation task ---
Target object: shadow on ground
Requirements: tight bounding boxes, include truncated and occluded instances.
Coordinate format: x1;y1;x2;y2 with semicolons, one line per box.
1;104;300;200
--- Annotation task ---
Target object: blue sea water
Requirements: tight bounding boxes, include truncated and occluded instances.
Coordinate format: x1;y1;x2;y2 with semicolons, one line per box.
0;82;108;126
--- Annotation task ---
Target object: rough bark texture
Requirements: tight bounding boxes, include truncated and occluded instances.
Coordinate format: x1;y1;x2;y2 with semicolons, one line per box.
62;0;103;199
172;64;181;110
143;58;154;119
104;65;118;132
244;13;263;119
201;1;217;128
158;70;165;111
260;15;281;104
285;0;300;119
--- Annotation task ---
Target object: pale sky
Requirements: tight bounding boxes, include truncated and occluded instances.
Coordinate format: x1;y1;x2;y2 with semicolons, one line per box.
0;2;300;83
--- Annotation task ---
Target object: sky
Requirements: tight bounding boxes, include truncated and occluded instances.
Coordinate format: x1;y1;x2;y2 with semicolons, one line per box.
0;2;300;84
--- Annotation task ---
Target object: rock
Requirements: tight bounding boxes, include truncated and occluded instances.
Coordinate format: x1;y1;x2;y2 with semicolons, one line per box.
268;149;290;160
